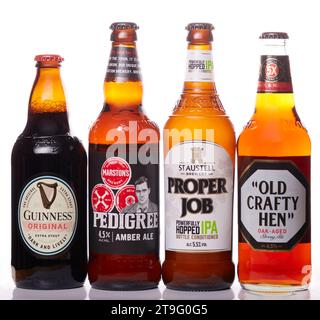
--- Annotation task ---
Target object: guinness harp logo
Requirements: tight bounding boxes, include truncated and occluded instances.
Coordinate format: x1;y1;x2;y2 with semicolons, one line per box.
37;182;58;209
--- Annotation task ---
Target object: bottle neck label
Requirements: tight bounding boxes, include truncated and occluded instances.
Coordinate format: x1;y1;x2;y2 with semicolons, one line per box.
185;50;214;83
258;55;293;93
106;46;141;82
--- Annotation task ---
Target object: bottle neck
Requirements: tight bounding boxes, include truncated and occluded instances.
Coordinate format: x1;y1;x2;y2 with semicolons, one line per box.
183;43;217;94
25;66;69;136
103;42;143;111
255;39;295;115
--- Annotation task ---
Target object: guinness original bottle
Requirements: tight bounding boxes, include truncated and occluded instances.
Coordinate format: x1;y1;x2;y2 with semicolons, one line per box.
11;55;87;289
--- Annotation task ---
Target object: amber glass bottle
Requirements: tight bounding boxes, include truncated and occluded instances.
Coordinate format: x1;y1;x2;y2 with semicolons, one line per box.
88;23;161;290
11;55;87;289
238;32;311;292
162;23;235;290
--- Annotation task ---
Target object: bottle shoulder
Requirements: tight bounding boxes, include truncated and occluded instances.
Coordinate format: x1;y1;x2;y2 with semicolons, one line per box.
164;109;236;163
238;117;311;156
89;110;159;144
12;134;86;158
171;94;227;116
165;112;235;132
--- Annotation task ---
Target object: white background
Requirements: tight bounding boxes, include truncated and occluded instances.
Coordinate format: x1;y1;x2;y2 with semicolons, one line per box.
2;0;320;300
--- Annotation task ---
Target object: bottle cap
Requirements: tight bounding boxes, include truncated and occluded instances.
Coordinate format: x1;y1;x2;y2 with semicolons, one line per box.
186;23;214;31
34;55;64;63
110;22;139;30
259;32;289;39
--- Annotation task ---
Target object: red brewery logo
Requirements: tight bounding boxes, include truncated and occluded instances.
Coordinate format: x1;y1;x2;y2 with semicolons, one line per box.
265;58;280;82
101;157;131;189
115;185;138;212
91;184;114;212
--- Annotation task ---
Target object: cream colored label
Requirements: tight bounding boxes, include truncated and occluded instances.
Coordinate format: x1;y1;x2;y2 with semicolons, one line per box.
18;176;77;256
165;141;233;252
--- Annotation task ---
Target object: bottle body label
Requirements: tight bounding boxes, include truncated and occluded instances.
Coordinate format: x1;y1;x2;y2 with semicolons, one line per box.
185;50;214;82
89;144;159;255
239;158;310;251
258;55;293;93
18;176;78;256
165;141;234;252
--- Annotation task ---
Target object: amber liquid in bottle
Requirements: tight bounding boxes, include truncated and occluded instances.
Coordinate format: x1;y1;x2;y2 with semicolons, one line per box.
88;23;161;290
162;23;235;291
11;55;87;289
238;33;311;292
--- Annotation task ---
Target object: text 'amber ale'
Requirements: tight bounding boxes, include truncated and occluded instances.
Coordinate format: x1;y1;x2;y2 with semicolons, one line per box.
238;32;311;292
88;23;161;290
11;55;87;289
162;23;235;290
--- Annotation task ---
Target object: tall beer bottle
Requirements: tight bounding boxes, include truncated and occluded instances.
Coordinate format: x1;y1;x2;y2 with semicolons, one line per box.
11;55;87;289
88;23;161;290
162;23;236;290
238;32;311;292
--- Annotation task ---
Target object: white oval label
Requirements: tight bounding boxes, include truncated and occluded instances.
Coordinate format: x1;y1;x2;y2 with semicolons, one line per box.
18;176;78;256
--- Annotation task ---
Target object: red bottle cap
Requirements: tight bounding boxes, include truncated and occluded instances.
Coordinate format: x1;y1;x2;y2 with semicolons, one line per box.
34;54;64;63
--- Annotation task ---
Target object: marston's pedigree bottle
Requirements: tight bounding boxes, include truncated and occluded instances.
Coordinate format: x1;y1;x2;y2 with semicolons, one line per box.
11;55;87;289
88;23;161;290
162;23;236;290
238;32;311;292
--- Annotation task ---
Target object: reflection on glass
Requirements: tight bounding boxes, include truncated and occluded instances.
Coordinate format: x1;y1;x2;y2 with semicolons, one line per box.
238;289;310;300
12;287;87;300
89;288;161;300
163;288;235;300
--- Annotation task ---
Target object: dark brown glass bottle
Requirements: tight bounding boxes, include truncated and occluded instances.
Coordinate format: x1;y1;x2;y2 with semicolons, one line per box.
88;23;161;290
11;55;87;289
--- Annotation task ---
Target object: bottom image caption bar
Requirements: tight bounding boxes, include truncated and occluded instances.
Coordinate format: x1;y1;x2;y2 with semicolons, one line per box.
109;303;208;317
6;300;311;319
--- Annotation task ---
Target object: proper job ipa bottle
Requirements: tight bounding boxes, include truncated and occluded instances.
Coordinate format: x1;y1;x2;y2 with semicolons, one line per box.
162;23;236;290
11;55;87;289
238;32;311;292
88;23;161;290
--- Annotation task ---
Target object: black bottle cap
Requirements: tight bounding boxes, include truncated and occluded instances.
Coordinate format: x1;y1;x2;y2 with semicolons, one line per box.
259;32;289;39
186;23;214;31
110;22;139;30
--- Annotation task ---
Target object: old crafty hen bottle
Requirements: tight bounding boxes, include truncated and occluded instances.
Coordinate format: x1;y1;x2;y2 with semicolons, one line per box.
88;23;161;290
238;32;311;292
162;23;236;290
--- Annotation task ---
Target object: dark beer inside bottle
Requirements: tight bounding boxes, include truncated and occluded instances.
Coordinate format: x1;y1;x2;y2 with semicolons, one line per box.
11;55;87;289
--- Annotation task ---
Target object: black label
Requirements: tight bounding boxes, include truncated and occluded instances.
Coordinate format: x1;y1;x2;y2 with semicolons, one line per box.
258;55;293;93
89;144;159;255
106;46;141;82
238;157;310;251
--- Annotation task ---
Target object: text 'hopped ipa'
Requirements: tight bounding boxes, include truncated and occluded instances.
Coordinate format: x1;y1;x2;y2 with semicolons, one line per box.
238;32;311;292
11;55;87;289
88;23;161;290
162;23;236;290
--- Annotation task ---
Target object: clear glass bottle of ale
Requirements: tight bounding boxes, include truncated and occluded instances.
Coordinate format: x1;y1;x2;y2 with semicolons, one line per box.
238;32;311;292
163;23;235;290
88;23;161;290
11;55;87;289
